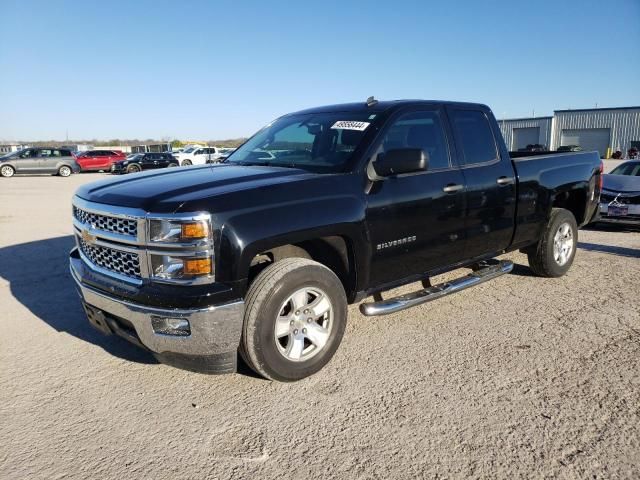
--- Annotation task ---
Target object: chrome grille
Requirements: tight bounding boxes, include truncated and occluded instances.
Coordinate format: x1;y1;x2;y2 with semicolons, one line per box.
78;238;141;278
73;206;138;236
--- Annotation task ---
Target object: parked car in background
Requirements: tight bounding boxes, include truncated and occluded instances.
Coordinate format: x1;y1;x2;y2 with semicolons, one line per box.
209;150;275;164
176;146;219;166
598;160;640;225
75;149;126;172
0;147;79;177
111;152;179;174
208;147;237;163
557;145;582;152
518;144;547;152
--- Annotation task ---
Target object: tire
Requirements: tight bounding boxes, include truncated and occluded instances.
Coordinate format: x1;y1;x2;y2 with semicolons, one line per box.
127;164;141;173
527;208;578;277
168;163;178;168
58;165;72;177
240;258;347;381
1;165;15;178
182;159;192;166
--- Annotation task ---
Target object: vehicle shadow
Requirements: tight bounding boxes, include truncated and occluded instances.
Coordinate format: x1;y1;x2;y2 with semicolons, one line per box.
0;235;262;376
508;263;537;277
0;235;157;365
577;242;640;259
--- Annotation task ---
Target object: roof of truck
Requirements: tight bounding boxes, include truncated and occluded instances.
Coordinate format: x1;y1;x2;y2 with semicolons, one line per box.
288;99;491;116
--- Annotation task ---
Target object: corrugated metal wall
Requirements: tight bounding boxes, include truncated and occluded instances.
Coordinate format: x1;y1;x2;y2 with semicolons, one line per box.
498;117;553;150
551;108;640;153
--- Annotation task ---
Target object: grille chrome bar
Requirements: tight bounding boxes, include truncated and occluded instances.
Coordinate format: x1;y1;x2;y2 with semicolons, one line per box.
73;205;138;236
78;237;142;278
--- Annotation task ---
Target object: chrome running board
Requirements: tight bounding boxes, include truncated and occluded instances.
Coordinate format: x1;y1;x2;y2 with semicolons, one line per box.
359;260;514;316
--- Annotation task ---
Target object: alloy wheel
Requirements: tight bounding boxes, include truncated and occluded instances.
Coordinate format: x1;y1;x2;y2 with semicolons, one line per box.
274;287;333;362
553;222;574;266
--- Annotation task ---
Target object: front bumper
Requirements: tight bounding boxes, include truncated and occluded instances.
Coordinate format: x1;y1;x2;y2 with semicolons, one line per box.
70;248;245;373
598;203;640;225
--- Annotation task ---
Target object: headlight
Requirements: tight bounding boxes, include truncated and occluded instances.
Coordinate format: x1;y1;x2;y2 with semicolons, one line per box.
148;218;210;243
150;254;213;280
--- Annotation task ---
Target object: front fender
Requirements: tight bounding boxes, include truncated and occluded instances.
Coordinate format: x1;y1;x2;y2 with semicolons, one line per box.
219;194;368;283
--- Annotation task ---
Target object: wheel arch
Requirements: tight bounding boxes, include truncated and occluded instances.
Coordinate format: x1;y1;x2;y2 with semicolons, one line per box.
551;188;587;225
242;235;359;303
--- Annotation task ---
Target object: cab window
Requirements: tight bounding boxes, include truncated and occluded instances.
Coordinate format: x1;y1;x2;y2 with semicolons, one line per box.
450;110;498;166
377;110;450;170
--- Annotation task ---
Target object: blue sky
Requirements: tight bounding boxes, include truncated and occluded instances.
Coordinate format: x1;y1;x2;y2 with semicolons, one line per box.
1;0;639;141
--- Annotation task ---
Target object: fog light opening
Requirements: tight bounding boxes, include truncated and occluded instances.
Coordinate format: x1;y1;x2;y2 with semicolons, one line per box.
152;316;191;336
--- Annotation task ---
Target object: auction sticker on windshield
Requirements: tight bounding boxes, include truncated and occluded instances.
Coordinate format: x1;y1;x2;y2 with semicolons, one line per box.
331;121;370;131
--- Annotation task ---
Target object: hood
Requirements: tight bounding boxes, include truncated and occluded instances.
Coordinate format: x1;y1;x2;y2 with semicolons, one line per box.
602;174;640;194
75;164;319;213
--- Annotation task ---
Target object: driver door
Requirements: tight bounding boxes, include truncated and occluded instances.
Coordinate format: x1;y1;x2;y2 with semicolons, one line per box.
365;108;468;288
15;148;41;172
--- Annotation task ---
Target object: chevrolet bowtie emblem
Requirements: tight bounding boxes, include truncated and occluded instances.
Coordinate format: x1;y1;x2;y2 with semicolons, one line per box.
81;228;97;245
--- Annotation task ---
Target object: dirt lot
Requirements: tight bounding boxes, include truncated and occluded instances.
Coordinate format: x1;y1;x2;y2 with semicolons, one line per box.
1;173;638;479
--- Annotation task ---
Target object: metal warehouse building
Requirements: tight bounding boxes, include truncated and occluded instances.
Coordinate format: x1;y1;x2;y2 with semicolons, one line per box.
499;106;640;158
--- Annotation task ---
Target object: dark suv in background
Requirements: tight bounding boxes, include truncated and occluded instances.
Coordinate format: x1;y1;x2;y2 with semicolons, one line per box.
0;147;79;177
110;152;179;174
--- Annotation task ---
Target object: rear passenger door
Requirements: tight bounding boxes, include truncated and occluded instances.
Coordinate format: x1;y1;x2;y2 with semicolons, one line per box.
365;107;468;287
446;107;516;259
149;153;163;169
158;153;172;168
140;154;156;170
37;148;58;173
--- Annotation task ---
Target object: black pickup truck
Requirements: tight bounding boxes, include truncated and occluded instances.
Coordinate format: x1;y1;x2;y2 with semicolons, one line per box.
69;99;602;381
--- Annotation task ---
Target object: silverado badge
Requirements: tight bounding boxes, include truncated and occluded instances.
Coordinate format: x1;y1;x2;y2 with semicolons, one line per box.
377;236;416;251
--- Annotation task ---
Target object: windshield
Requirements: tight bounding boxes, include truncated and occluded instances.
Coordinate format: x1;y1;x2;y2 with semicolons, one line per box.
225;112;376;173
610;162;640;176
183;147;197;153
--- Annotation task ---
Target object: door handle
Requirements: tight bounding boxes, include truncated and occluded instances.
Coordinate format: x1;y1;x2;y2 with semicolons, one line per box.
443;184;464;193
497;176;514;185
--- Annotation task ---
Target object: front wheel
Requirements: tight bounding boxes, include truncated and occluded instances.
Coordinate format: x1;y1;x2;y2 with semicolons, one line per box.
58;165;72;177
181;159;192;166
1;165;15;178
240;258;347;381
126;164;141;173
527;208;578;277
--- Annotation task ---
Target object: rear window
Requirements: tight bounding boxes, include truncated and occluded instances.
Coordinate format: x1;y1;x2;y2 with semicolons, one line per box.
450;110;498;165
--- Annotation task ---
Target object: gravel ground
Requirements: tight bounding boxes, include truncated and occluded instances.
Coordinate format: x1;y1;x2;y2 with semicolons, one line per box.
1;173;638;479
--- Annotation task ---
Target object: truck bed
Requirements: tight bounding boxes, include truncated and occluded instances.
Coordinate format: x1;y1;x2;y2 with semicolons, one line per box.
510;150;601;248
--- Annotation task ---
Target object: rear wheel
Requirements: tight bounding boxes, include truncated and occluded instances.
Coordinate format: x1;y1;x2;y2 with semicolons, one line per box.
58;165;72;177
182;159;192;166
240;258;347;381
168;163;179;168
1;165;15;178
127;164;141;173
527;208;578;277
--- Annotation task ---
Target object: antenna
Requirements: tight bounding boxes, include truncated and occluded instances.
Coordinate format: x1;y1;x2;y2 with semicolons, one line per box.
366;96;378;107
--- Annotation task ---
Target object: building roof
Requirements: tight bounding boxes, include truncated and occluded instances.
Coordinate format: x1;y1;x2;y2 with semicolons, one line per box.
499;116;553;122
554;106;640;113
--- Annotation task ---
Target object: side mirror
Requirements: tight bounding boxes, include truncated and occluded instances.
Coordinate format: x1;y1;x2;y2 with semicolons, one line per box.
373;148;428;177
